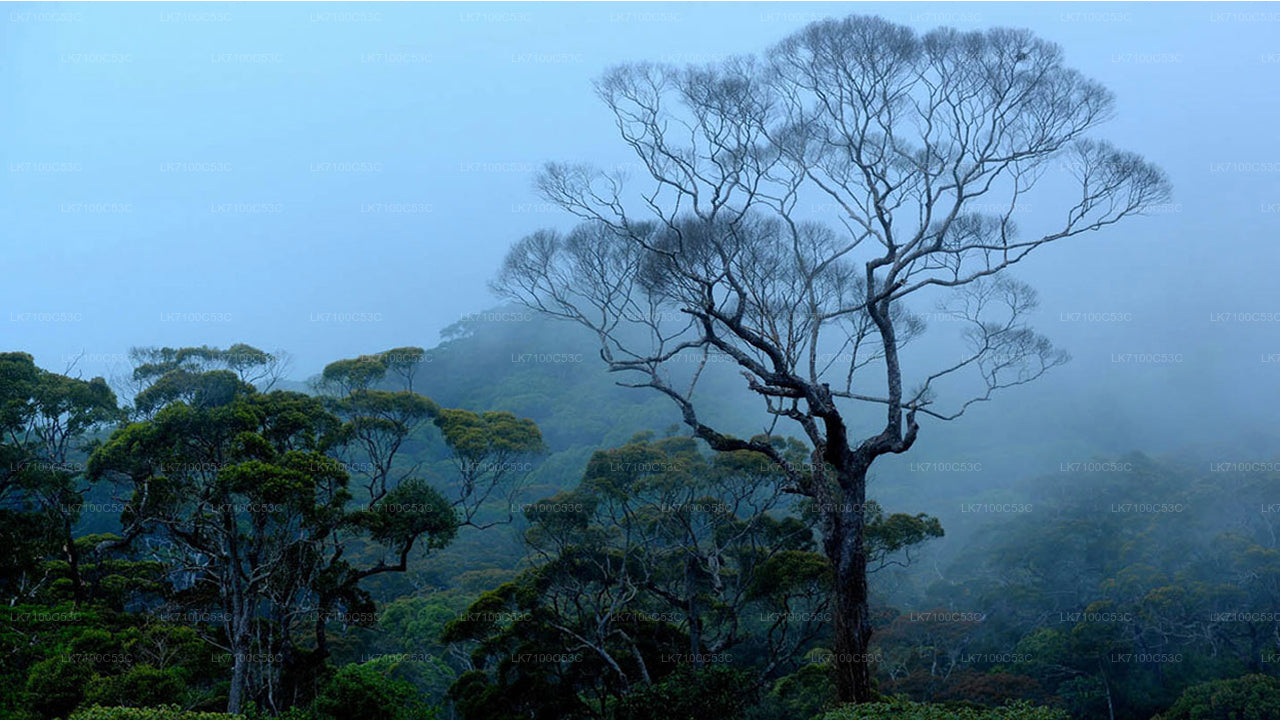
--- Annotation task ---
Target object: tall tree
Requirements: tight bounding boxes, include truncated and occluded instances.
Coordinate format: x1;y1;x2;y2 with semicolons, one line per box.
493;14;1170;703
89;345;460;713
444;434;828;719
446;433;942;717
310;348;544;672
87;345;544;713
88;371;361;713
124;344;291;418
0;352;120;604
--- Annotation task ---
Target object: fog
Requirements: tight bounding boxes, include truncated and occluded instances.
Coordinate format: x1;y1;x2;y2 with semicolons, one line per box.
8;0;1277;501
5;3;1276;385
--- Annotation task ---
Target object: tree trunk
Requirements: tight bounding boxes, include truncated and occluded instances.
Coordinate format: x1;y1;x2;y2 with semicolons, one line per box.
226;565;253;714
1098;657;1115;720
825;466;875;703
315;596;330;662
63;513;85;605
227;629;250;714
686;555;703;665
224;508;252;715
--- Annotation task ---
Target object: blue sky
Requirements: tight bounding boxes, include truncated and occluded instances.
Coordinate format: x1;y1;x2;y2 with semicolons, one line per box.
2;0;1277;421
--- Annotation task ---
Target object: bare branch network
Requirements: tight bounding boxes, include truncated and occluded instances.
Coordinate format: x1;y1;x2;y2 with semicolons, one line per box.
496;17;1169;497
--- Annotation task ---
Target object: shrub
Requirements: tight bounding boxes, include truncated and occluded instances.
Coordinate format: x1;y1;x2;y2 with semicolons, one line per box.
820;699;1068;720
69;706;245;720
313;664;430;720
84;665;188;708
25;656;91;720
613;666;758;720
1154;674;1280;720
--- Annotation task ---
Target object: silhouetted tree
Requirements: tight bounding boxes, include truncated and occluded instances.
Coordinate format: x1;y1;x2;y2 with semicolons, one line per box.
495;14;1170;703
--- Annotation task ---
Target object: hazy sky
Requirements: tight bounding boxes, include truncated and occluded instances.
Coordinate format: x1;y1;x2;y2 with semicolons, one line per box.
3;0;1278;439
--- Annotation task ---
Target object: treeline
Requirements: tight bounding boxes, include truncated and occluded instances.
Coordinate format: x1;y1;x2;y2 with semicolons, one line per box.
0;345;543;719
893;454;1280;719
1;341;1278;720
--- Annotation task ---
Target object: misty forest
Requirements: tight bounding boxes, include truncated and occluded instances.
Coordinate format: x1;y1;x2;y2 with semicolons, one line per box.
4;4;1279;720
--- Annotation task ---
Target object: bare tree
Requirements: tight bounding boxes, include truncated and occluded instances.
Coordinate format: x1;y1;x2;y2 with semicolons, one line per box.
494;15;1170;703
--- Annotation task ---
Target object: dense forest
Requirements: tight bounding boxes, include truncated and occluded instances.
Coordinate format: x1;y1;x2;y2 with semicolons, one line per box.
2;316;1278;720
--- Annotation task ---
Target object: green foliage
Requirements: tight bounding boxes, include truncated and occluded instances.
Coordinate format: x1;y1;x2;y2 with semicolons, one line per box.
821;699;1068;720
88;355;372;712
0;508;59;594
446;434;833;720
314;664;433;720
84;665;189;709
10;331;1280;720
73;344;546;715
322;591;464;715
433;408;544;463
0;352;41;428
1154;674;1280;720
422;313;685;451
129;344;283;411
355;477;458;549
864;505;945;564
895;453;1280;718
1;603;226;719
70;706;245;720
750;662;836;719
132;368;251;417
0;351;121;602
25;655;92;719
613;665;757;720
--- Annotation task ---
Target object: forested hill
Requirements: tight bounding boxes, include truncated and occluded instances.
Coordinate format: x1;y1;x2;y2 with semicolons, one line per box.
316;309;770;494
6;325;1280;720
415;312;686;454
328;307;1266;559
307;307;1083;505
